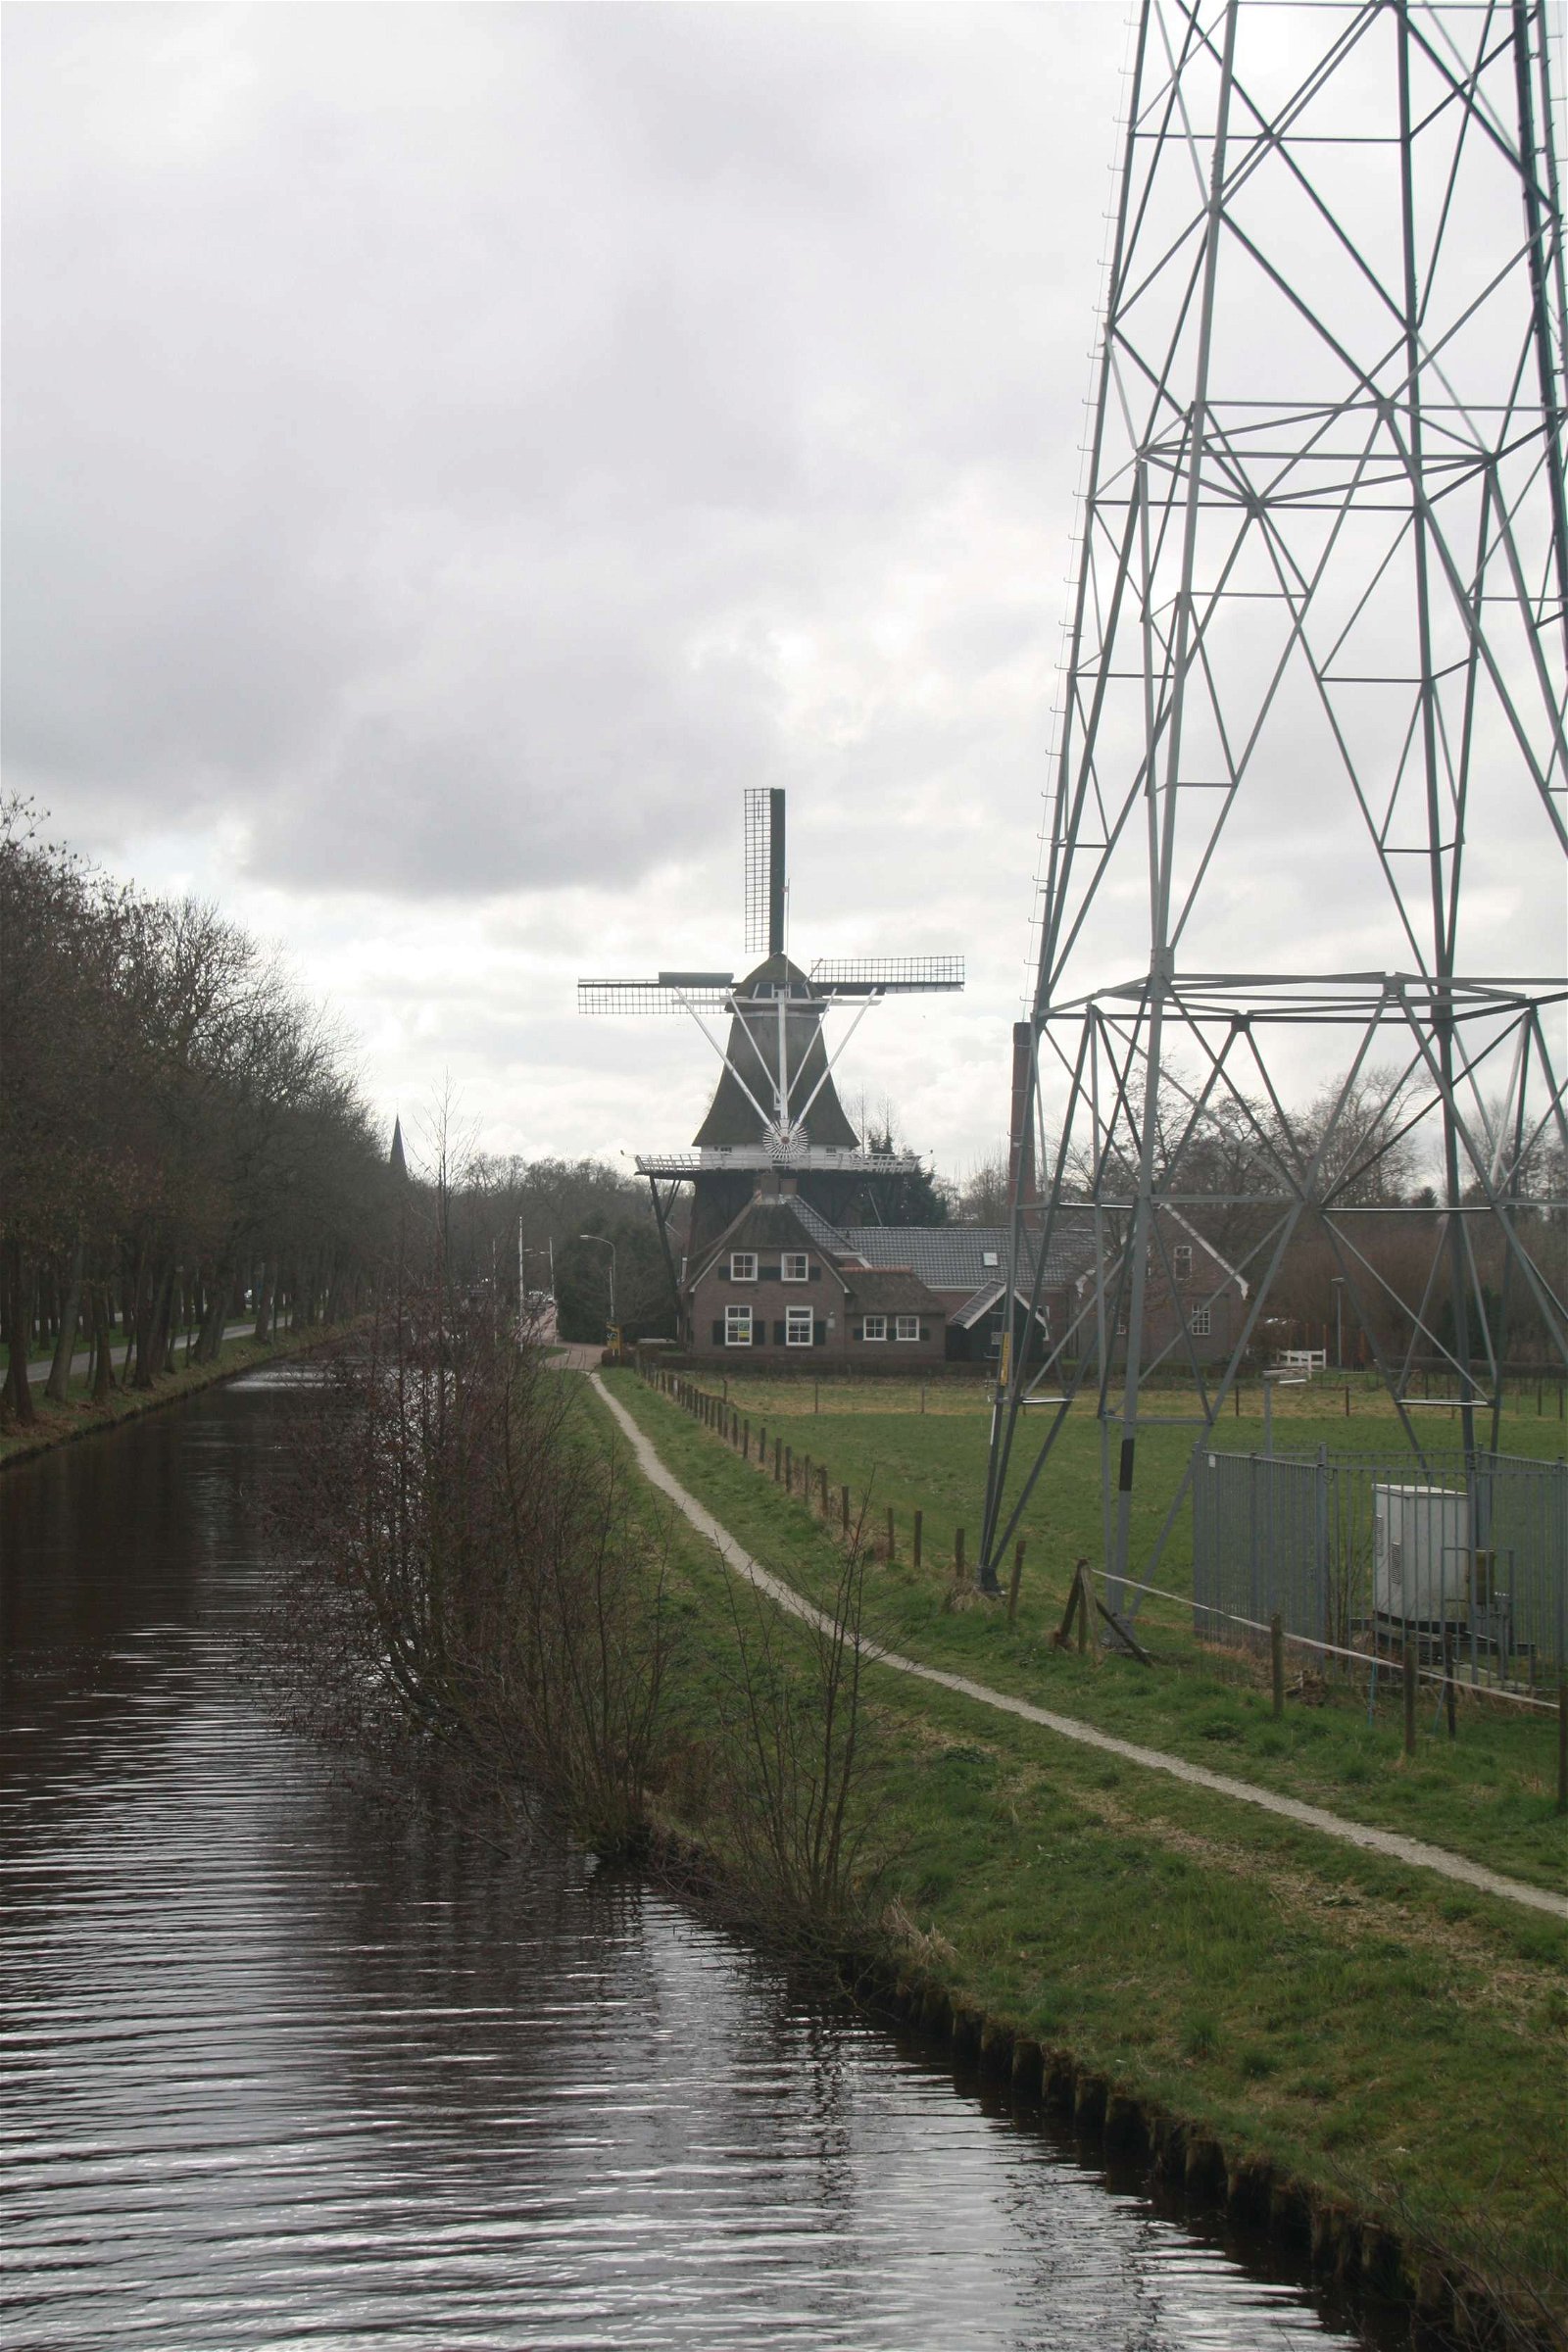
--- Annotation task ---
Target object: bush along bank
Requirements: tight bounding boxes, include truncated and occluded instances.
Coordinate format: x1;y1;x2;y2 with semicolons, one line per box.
586;1379;1568;2352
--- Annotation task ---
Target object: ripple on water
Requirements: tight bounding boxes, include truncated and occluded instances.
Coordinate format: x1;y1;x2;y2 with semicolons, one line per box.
1;1375;1374;2350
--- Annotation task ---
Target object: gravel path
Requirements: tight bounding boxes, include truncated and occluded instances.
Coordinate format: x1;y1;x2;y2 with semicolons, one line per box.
591;1372;1568;1924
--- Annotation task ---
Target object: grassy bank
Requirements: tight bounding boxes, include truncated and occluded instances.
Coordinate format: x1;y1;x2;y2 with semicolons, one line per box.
0;1326;342;1467
605;1370;1568;1894
577;1374;1568;2339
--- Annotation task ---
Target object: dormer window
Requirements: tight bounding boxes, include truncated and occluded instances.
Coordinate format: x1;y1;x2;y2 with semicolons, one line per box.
782;1251;808;1282
730;1252;758;1283
982;1250;999;1268
1173;1243;1193;1282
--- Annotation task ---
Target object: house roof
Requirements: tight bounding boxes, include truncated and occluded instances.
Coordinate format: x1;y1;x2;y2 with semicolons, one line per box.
951;1280;1053;1332
842;1268;943;1315
688;1196;848;1288
689;1191;1107;1306
783;1196;852;1251
839;1219;1101;1294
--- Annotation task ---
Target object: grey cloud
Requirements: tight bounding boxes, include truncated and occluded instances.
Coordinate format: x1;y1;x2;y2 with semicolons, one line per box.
3;4;1112;898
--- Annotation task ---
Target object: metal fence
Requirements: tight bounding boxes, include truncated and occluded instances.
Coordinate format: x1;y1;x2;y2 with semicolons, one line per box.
1192;1446;1567;1686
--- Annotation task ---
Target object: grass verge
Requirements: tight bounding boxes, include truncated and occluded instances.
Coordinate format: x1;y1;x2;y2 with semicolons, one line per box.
605;1369;1568;1894
577;1372;1568;2341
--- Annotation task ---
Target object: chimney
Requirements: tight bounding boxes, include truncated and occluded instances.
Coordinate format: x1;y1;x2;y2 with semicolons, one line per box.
1006;1022;1037;1207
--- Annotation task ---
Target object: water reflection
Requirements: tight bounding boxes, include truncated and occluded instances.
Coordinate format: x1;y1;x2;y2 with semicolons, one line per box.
2;1371;1374;2348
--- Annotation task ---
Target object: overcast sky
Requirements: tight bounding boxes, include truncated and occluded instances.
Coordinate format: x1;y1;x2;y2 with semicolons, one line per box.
5;4;1557;1183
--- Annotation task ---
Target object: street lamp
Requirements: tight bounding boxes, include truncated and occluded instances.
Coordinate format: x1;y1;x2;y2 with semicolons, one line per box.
1331;1276;1346;1371
577;1234;616;1330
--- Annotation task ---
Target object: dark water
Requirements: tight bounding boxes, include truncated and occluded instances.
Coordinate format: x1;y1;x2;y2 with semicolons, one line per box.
2;1370;1378;2350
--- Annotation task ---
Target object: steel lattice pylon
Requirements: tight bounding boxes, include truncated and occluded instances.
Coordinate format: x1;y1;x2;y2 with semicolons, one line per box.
979;0;1568;1604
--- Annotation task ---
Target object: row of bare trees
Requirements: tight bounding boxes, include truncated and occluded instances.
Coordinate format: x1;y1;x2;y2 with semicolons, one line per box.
272;1260;885;1952
0;804;394;1425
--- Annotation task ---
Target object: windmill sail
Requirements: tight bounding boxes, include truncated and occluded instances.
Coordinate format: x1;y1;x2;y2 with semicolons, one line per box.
744;788;785;957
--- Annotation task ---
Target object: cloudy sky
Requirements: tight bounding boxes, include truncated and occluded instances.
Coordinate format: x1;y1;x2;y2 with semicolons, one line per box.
5;4;1558;1182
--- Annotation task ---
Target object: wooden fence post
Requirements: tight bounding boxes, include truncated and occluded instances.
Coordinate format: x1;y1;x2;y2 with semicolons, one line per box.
1403;1642;1417;1756
1270;1612;1284;1720
1007;1541;1025;1627
774;1438;782;1483
913;1509;923;1571
743;1419;750;1460
784;1445;793;1491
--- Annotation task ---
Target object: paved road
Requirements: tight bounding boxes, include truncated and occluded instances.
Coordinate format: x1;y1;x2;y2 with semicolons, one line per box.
589;1370;1568;1924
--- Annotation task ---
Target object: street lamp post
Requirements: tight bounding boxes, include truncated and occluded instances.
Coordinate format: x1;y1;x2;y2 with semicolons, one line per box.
578;1234;616;1333
1331;1276;1345;1371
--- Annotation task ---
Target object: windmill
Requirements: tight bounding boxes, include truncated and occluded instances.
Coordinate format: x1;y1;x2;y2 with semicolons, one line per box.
579;789;963;1281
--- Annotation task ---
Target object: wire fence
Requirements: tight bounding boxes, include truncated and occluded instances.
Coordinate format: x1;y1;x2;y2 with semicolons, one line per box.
1192;1446;1568;1690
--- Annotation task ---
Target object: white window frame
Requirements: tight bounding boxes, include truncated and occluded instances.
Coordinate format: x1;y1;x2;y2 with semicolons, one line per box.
785;1305;813;1348
729;1251;758;1283
1189;1302;1212;1337
725;1304;754;1347
781;1251;808;1283
862;1314;888;1342
895;1314;920;1342
1172;1243;1193;1282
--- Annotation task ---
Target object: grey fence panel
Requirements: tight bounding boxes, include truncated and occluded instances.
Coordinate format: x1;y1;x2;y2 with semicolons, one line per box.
1192;1447;1566;1680
1475;1452;1568;1686
1193;1450;1329;1650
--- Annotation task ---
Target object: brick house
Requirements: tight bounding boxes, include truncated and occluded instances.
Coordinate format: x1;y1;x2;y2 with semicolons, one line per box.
682;1184;1248;1371
686;1198;947;1366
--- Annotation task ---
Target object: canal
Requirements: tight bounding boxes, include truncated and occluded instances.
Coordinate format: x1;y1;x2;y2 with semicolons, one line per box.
2;1367;1382;2348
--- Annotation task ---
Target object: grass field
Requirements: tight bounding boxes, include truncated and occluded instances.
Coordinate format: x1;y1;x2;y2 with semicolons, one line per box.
605;1368;1568;1894
580;1375;1568;2333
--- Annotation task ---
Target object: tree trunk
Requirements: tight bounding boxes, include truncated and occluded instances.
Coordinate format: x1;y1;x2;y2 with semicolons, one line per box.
129;1250;156;1390
5;1243;37;1426
89;1279;114;1404
143;1262;174;1386
253;1260;275;1345
164;1271;183;1374
192;1272;222;1364
45;1240;84;1402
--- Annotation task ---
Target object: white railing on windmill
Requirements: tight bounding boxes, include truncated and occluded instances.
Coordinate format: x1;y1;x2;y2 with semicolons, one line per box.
578;788;963;1176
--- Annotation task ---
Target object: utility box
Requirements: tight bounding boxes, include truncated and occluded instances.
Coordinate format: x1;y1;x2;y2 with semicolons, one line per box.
1373;1484;1470;1624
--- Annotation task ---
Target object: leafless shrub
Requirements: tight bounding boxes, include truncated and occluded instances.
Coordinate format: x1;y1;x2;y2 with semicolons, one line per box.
267;1256;672;1856
694;1524;891;1972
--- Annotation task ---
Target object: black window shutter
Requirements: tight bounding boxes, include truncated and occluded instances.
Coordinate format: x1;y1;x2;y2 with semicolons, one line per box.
809;1264;821;1282
760;1263;780;1281
853;1324;862;1342
772;1320;786;1347
711;1320;724;1346
813;1319;825;1346
919;1324;929;1342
